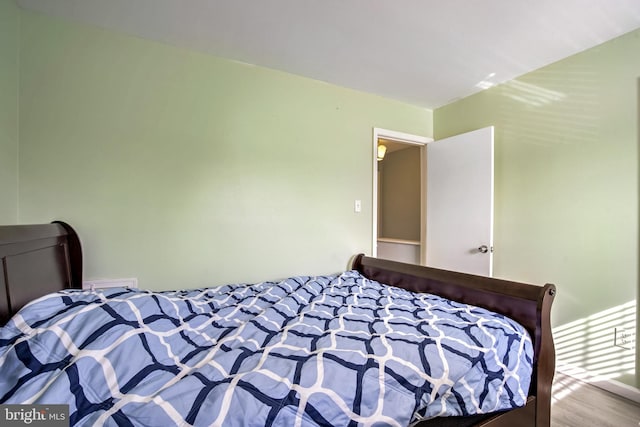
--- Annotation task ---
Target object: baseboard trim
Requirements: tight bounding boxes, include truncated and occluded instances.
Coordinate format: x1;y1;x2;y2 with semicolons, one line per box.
556;363;640;404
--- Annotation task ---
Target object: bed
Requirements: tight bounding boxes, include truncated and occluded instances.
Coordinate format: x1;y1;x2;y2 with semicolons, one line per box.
0;222;555;427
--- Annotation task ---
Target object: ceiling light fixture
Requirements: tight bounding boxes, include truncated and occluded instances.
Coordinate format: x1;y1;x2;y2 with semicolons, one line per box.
377;144;387;161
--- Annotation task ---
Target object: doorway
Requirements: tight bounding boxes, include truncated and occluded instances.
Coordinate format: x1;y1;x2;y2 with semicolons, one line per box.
372;128;432;264
372;126;495;276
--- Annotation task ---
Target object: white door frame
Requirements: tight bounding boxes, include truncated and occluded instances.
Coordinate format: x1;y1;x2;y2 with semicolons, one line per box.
372;128;433;263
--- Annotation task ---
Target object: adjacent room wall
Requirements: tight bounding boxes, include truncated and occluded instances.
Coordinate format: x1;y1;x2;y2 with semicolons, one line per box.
435;29;640;388
0;0;19;224
17;9;433;289
379;146;421;241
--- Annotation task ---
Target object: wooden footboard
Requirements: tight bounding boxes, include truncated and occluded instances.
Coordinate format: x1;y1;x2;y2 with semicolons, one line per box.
351;254;556;427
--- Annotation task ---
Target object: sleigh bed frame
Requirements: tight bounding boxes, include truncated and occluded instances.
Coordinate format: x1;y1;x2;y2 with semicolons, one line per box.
0;221;555;427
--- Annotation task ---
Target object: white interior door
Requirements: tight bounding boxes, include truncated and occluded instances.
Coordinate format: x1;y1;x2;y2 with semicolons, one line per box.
426;126;494;276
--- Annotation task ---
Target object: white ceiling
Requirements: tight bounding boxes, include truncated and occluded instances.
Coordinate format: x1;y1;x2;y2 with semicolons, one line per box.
16;0;640;109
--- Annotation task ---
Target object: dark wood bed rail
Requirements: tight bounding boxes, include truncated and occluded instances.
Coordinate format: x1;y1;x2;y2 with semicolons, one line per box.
0;221;82;324
351;254;555;427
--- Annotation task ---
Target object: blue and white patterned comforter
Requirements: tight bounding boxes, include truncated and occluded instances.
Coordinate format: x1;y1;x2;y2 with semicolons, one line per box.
0;270;533;426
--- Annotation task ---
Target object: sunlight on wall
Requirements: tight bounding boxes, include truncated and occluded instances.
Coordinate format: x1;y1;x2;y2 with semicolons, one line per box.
552;300;636;403
476;75;568;106
501;79;567;107
499;67;599;148
554;300;636;379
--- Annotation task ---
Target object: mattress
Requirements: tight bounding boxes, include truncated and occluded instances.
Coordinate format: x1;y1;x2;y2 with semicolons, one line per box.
0;270;533;426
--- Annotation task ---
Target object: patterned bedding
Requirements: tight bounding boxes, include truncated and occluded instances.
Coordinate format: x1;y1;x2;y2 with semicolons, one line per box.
0;270;533;427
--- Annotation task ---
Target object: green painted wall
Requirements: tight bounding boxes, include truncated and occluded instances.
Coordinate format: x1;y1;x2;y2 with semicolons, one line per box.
17;10;432;289
435;29;640;387
0;0;19;224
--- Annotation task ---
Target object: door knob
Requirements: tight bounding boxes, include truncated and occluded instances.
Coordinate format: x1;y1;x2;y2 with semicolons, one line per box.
478;245;489;253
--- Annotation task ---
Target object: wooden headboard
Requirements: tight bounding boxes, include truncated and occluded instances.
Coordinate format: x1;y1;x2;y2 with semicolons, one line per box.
0;221;82;324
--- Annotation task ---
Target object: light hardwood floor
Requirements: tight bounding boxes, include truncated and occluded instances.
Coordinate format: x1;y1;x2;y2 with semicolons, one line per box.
552;373;640;427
